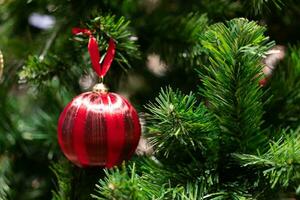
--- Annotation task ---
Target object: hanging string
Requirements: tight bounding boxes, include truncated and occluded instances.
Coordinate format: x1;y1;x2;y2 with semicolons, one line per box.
72;28;116;79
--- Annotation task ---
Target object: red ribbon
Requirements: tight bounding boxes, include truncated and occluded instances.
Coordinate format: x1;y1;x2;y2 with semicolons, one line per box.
72;28;116;78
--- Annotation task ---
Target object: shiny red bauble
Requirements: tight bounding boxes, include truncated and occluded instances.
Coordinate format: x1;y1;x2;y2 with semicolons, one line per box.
57;84;141;168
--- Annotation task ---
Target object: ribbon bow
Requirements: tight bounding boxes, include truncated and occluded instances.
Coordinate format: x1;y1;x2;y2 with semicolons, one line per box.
72;28;116;78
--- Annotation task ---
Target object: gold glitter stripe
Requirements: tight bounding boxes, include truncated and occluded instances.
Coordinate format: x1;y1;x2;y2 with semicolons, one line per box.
0;50;3;79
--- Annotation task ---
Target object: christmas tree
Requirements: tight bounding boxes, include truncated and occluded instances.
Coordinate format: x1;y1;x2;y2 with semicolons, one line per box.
1;0;300;199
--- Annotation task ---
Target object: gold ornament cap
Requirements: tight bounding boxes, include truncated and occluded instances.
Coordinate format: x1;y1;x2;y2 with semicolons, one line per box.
93;83;109;94
0;50;3;80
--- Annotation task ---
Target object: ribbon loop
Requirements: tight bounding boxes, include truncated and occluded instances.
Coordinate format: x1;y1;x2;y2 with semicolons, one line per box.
88;36;102;76
101;38;116;78
72;27;116;78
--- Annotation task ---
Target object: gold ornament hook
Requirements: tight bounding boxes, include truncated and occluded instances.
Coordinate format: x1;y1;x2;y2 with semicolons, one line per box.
99;76;104;83
0;50;3;80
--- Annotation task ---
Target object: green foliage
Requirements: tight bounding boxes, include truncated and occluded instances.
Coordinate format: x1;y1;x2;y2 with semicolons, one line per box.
20;55;77;88
92;159;221;200
174;184;221;199
137;156;219;191
264;46;300;130
247;0;284;14
234;130;300;190
0;155;11;200
145;87;218;158
92;164;152;200
163;182;226;200
15;80;74;160
200;18;274;153
0;87;19;153
51;160;72;200
19;107;59;159
149;12;208;66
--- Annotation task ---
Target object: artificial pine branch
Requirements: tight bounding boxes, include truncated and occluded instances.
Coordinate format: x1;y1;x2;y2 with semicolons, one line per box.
163;182;226;200
92;158;222;200
136;156;219;191
91;163;151;200
19;54;75;88
51;160;72;200
0;155;11;200
200;18;274;153
234;130;300;191
145;87;219;159
247;0;284;14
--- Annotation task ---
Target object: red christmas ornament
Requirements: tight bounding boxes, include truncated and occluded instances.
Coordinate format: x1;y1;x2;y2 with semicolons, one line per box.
57;28;141;168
